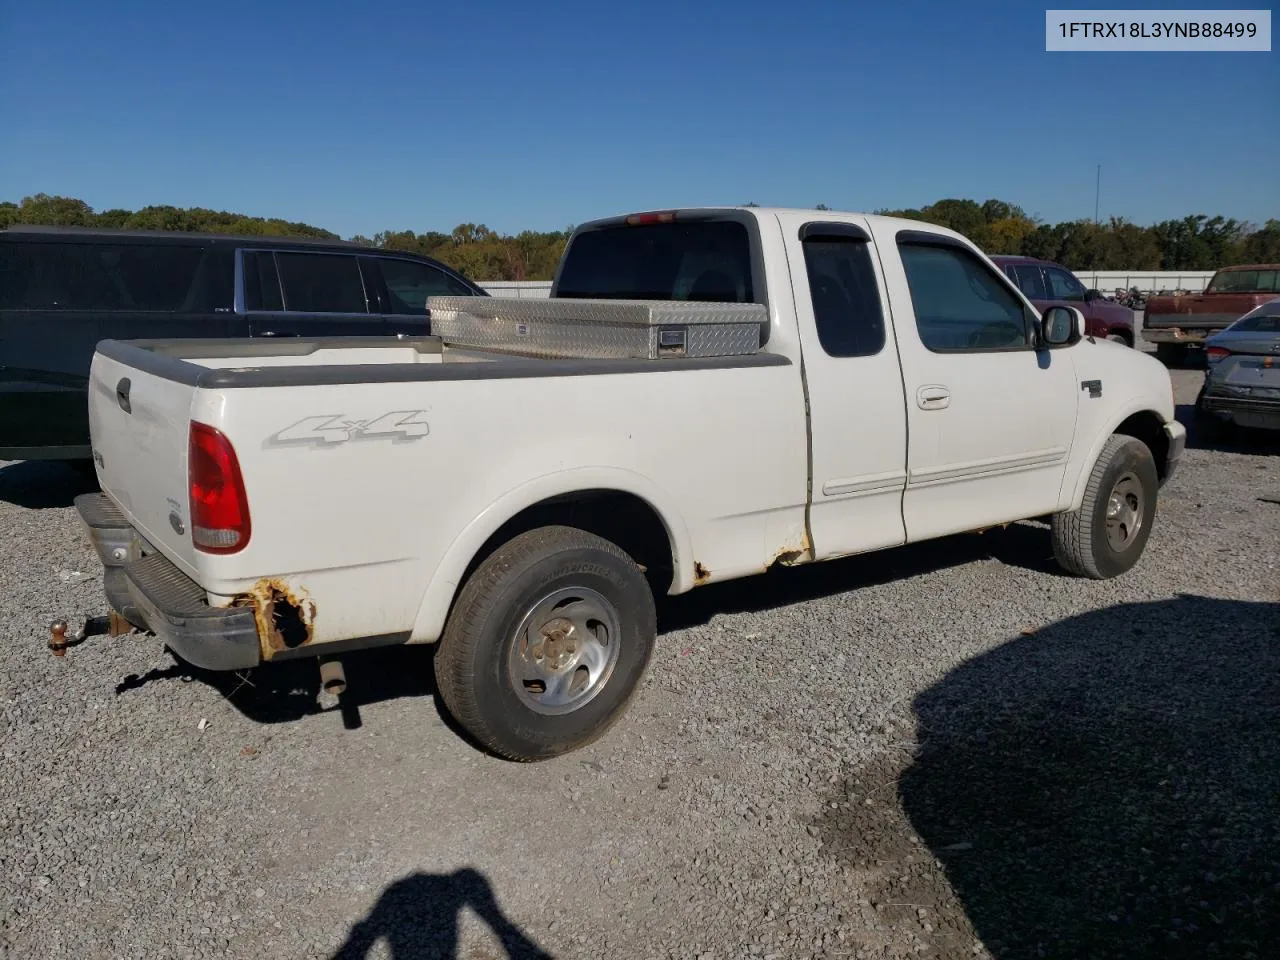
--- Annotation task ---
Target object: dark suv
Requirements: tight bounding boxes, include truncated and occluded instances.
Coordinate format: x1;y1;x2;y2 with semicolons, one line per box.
989;255;1136;346
0;226;486;461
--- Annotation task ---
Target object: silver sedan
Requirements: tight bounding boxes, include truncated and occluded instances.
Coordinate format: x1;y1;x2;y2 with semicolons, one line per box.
1195;297;1280;439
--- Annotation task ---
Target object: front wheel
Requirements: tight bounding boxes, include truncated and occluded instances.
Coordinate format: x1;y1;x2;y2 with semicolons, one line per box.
434;525;657;761
1051;435;1158;579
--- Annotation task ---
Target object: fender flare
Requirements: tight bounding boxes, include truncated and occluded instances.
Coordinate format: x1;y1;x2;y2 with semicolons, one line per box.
407;466;694;643
1061;398;1168;511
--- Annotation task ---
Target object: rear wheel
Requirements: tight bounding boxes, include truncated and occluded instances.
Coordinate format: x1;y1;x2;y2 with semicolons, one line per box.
1155;342;1185;367
1106;332;1131;346
434;525;657;761
1052;435;1158;579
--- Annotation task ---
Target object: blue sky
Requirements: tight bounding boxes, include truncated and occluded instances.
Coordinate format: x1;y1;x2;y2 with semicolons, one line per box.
2;0;1276;237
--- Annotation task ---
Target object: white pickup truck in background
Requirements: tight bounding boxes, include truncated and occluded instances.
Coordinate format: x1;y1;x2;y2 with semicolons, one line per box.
71;206;1185;760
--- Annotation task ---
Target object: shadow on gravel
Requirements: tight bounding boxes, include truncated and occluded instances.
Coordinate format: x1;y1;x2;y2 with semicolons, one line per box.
117;521;1061;733
659;520;1061;634
883;595;1280;959
115;643;474;739
0;459;98;509
330;867;554;959
1176;403;1280;457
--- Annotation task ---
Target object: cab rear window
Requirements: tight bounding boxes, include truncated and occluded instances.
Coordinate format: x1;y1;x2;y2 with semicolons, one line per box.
1207;269;1279;293
555;220;756;302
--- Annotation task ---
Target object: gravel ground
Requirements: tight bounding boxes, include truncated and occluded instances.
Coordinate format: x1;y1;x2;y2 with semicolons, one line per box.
2;359;1278;960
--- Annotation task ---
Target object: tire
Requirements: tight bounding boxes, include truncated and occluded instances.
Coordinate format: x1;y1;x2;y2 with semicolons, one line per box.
434;525;657;761
1106;333;1129;346
1051;434;1158;579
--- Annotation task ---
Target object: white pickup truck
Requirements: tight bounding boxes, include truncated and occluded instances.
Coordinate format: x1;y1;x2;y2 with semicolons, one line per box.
71;206;1185;760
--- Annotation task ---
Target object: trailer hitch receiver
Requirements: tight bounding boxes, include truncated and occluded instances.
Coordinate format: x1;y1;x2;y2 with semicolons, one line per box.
48;613;134;656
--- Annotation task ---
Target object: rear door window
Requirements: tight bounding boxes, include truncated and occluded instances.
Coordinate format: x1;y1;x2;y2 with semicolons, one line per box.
1045;266;1086;301
0;241;206;311
802;236;885;358
376;258;475;313
555;220;756;302
274;252;368;314
242;251;284;311
1010;264;1048;300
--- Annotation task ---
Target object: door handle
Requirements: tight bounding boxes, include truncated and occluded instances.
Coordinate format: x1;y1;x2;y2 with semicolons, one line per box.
916;385;951;410
258;330;299;338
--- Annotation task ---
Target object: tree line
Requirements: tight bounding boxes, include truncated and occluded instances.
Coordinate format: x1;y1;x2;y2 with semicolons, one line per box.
864;198;1280;272
4;193;1277;281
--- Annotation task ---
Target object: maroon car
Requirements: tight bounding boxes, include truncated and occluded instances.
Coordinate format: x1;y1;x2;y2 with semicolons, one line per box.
989;255;1137;346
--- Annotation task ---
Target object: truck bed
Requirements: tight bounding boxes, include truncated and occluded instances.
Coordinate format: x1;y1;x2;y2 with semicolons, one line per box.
86;333;805;661
105;335;787;387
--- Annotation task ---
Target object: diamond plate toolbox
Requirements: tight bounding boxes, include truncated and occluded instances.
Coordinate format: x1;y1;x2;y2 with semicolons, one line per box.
426;296;766;360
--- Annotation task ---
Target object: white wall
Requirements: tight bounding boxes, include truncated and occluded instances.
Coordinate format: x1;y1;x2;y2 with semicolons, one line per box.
477;281;553;298
1073;271;1216;293
479;273;1216;298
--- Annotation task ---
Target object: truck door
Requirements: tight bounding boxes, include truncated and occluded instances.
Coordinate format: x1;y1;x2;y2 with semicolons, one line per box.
779;215;909;560
872;226;1080;542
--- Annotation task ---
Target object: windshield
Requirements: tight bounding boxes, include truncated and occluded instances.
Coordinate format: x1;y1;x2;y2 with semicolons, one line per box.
555;220;757;302
1206;269;1279;293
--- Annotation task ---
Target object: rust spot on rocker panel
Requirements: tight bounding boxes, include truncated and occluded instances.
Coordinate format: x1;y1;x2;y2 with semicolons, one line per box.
971;522;1013;536
233;578;316;659
768;530;813;569
693;530;812;587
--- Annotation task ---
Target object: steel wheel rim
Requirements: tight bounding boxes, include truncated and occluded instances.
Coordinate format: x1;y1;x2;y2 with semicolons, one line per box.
506;586;622;716
1105;471;1144;552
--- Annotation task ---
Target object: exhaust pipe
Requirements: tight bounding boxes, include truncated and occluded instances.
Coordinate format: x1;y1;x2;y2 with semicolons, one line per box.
318;656;346;697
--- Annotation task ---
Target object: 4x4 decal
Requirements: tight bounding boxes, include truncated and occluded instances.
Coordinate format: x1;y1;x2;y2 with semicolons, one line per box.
270;411;431;446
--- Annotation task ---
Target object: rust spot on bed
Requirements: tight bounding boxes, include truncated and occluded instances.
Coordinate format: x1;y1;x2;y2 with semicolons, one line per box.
234;578;316;659
693;562;711;585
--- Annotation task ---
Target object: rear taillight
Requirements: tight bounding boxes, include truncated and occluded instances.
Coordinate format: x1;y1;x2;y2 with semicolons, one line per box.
188;421;250;553
1205;346;1231;365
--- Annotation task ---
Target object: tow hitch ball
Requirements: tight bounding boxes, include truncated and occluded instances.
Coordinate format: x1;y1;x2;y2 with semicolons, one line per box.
48;612;133;656
48;619;90;657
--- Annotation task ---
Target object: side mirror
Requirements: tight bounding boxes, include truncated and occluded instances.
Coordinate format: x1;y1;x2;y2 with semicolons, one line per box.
1040;305;1084;347
1084;288;1099;302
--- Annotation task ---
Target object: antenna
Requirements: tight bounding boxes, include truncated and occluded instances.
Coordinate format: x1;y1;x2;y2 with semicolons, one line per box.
1095;164;1101;225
